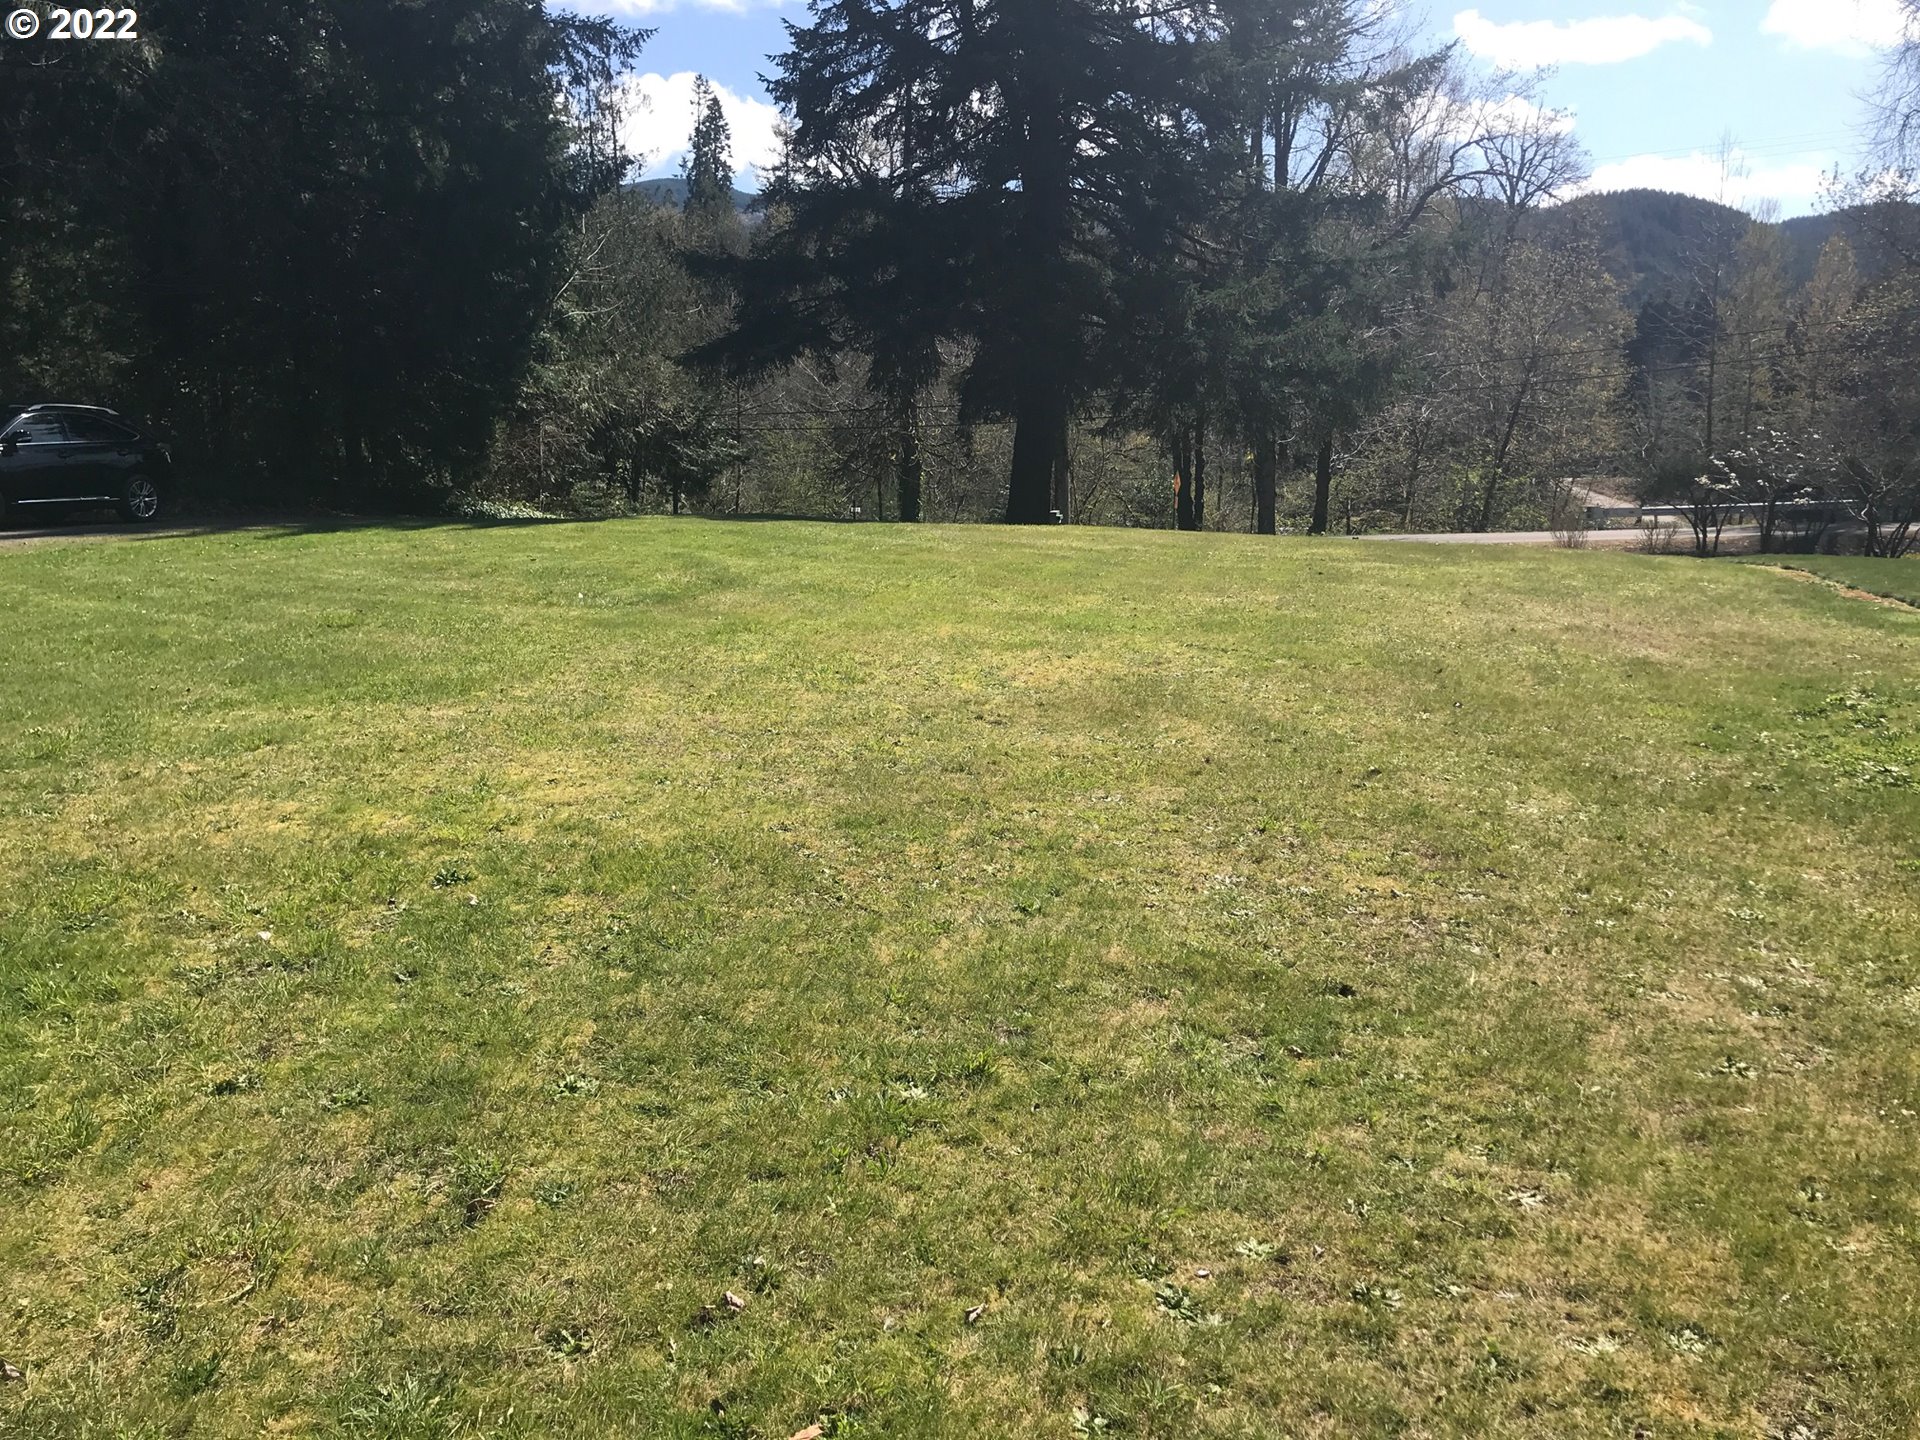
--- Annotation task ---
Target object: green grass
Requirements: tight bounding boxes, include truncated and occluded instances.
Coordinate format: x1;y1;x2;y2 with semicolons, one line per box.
1743;553;1920;607
2;520;1917;1439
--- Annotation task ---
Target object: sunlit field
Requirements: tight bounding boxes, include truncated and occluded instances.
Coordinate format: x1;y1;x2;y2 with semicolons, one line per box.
3;521;1917;1438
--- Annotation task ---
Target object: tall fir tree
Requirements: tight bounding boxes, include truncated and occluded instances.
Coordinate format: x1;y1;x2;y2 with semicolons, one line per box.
711;0;1216;524
683;77;735;220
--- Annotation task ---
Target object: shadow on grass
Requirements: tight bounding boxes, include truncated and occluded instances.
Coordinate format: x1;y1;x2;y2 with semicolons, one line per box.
0;510;584;547
0;507;926;547
239;510;890;539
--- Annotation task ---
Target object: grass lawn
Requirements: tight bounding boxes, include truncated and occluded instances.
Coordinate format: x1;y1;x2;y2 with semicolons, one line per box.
1742;554;1920;608
2;522;1918;1439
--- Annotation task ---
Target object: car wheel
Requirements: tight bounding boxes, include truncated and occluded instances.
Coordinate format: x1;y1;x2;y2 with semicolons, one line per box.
119;475;162;524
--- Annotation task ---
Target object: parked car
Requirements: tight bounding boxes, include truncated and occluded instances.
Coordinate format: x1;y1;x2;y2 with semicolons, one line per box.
0;404;173;524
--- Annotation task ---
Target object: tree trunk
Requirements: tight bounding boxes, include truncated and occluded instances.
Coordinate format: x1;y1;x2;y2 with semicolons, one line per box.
1308;432;1333;535
1475;468;1501;534
1703;329;1718;457
1051;419;1072;522
1477;364;1535;533
1004;71;1073;527
896;404;923;523
1193;412;1207;530
1006;377;1067;524
1174;428;1195;531
1400;411;1431;528
1253;427;1277;536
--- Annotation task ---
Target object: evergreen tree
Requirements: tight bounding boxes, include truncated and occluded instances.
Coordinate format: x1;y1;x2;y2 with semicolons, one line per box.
683;77;736;220
0;0;649;505
717;0;1215;524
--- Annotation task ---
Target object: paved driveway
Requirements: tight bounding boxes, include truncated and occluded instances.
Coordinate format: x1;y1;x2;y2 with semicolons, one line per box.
1369;525;1747;549
0;519;239;547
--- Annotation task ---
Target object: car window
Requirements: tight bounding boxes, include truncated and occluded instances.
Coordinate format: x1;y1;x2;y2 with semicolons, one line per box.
4;414;71;445
62;414;137;444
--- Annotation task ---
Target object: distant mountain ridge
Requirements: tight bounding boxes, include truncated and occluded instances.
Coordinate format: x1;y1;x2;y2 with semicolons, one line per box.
625;176;756;212
1552;189;1914;309
614;179;1900;301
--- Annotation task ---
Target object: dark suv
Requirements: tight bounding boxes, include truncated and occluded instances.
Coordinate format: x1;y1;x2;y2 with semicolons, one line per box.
0;405;173;524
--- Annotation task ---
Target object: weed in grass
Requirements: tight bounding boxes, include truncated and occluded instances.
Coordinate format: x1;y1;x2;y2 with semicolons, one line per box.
1349;1282;1405;1309
540;1326;593;1359
166;1350;224;1399
131;1265;186;1341
448;1153;508;1227
1666;1323;1714;1356
338;1374;456;1439
1152;1281;1224;1326
532;1175;577;1207
548;1071;599;1098
8;1104;99;1187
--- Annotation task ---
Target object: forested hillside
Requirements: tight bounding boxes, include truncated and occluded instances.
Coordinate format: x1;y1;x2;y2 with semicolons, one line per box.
1560;189;1913;307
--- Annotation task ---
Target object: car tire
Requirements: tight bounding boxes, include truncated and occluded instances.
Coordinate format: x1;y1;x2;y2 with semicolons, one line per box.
118;475;163;524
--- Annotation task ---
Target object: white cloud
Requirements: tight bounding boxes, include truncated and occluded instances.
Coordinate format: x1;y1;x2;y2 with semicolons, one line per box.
1579;149;1837;215
1452;8;1712;67
1761;0;1918;54
616;72;785;187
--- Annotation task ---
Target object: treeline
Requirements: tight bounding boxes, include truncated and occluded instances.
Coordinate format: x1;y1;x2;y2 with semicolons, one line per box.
4;0;1916;551
1618;196;1920;558
2;0;646;507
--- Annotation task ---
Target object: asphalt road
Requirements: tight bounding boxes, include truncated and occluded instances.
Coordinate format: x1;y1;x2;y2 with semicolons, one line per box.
1371;525;1745;549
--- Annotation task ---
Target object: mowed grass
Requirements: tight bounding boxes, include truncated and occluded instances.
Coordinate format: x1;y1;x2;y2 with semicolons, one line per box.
2;522;1918;1440
1742;554;1920;609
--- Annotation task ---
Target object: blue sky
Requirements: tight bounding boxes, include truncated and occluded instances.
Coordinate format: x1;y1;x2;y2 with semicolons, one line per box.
553;0;1913;216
